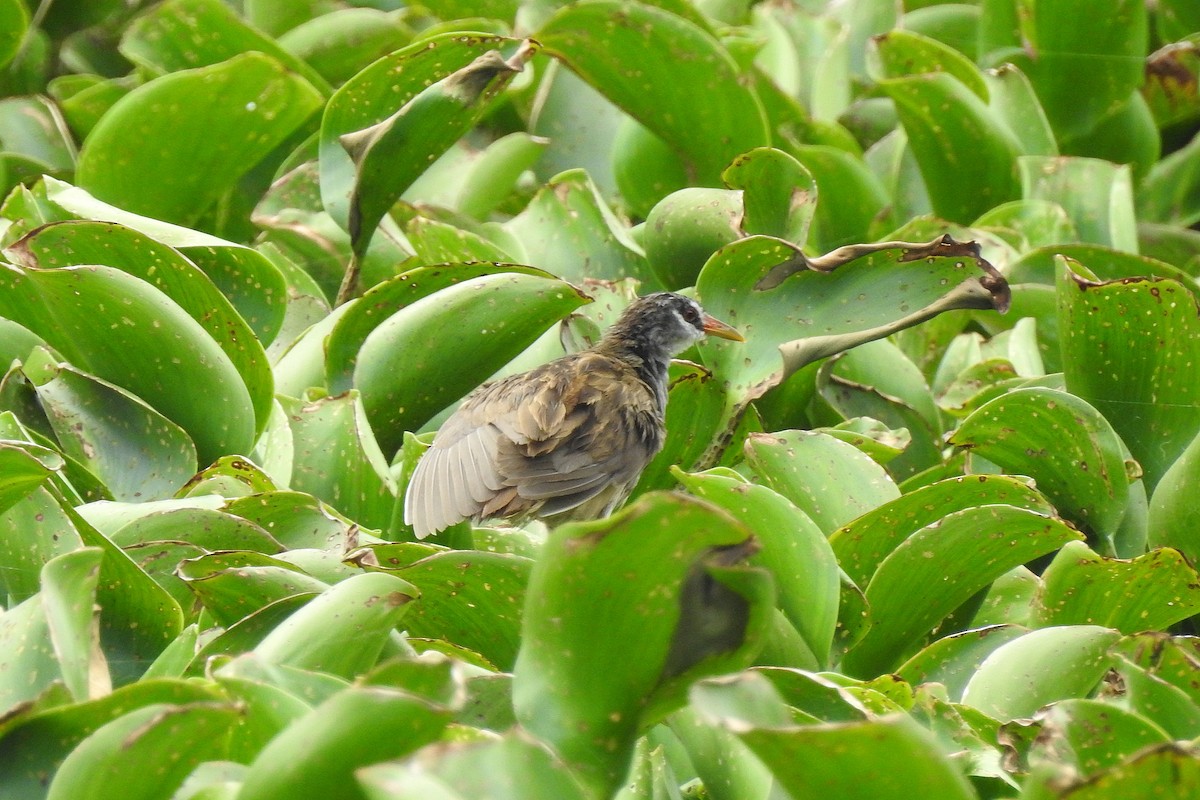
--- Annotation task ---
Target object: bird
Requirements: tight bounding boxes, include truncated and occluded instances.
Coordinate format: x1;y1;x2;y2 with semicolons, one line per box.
403;292;744;538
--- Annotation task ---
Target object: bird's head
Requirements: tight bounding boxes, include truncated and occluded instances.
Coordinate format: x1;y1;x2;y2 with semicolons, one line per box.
602;292;744;361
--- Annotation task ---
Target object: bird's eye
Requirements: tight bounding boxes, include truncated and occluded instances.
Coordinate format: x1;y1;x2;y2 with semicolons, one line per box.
681;305;700;323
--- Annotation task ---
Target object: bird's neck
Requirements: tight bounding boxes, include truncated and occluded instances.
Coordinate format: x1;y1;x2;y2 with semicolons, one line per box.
595;337;672;413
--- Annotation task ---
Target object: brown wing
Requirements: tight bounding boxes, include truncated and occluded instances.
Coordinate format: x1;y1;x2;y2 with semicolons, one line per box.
403;351;663;538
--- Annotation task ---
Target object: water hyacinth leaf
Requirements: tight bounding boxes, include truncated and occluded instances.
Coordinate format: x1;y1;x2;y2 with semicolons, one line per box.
0;678;224;797
829;474;1052;590
325;263;557;393
35;178;290;347
63;503;185;686
402;215;515;269
353;271;589;455
1016;0;1148;142
1149;431;1200;564
868;28;989;100
1020;156;1138;251
640;187;744;291
0;96;75;189
44;702;239;800
356;731;587;800
24;357;197;502
278;392;395;531
75;52;322;227
817;339;943;478
1033;540;1200;632
842;505;1082;678
1112;653;1200;741
119;0;329;92
1138;128;1200;228
0;484;83;602
1007;243;1192;286
880;72;1021;223
896;624;1029;701
9;220;275;431
0;548;103;712
396;551;531;671
694;689;978;800
789;145;889;250
339;42;536;268
0;270;255;467
109;506;281;553
961;625;1120;721
0;0;26;70
536;0;769;186
744;430;900;534
1028;698;1171;775
673;468;840;668
721;146;817;244
237;687;452;800
177;551;328;627
513;492;772;796
950;387;1131;546
223;490;355;551
1057;257;1200;491
319;33;518;232
404;131;548;220
505;168;655;287
1142;40;1200;130
253;571;418;679
0;439;61;517
632;362;730;496
696;234;1008;433
277;8;412;88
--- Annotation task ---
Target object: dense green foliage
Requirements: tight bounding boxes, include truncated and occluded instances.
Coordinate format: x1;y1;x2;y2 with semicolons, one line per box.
1;0;1199;798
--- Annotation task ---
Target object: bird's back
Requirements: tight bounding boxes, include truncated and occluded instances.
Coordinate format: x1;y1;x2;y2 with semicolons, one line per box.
403;350;664;538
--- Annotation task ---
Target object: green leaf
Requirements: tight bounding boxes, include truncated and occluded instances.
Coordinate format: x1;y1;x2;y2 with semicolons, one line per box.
896;624;1029;701
75;52;322;227
880;72;1021;223
744;430;900;534
641;187;744;290
0;439;61;517
1033;541;1200;632
1149;430;1200;564
842;505;1082;677
0;484;82;603
277;8;411;88
829;474;1052;590
513;492;771;796
1057;257;1200;491
1016;0;1148;142
353;271;589;455
537;0;769;185
674;468;840;668
357;731;588;800
120;0;329;93
961;625;1120;721
9;219;276;433
1020;156;1138;251
237;686;452;800
396;551;531;671
1028;698;1171;776
253;571;417;679
46;702;239;800
340;44;534;262
319;33;518;232
693;682;978;800
35;178;290;347
1138;127;1200;228
0;0;27;70
506;169;655;286
278;392;395;530
790;144;889;250
869;28;988;99
722;146;817;243
24;356;197;502
177;550;327;627
0;263;256;464
950;387;1131;546
0;678;223;798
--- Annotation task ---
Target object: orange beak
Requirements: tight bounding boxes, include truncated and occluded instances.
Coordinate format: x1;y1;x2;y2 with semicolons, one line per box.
701;313;745;342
